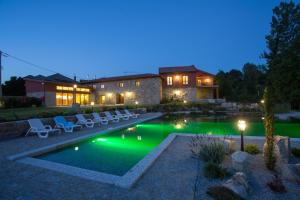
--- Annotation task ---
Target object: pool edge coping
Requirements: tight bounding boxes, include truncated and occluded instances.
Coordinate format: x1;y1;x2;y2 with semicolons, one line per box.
7;113;180;189
7;113;163;161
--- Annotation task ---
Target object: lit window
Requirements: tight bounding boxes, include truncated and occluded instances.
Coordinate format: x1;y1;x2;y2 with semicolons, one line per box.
167;76;173;85
183;76;188;85
101;84;105;89
119;82;124;87
135;81;140;87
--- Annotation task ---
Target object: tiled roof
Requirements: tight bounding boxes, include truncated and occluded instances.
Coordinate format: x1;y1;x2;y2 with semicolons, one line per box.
159;65;214;76
81;73;160;83
159;65;198;73
24;73;76;83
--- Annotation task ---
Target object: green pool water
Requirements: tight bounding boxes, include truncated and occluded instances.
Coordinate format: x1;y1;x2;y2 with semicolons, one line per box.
37;115;300;176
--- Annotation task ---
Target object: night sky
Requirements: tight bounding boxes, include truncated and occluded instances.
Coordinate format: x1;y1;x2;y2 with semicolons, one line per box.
0;0;281;81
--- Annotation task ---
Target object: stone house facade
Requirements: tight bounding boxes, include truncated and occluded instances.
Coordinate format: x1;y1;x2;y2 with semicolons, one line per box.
159;65;219;102
81;74;162;105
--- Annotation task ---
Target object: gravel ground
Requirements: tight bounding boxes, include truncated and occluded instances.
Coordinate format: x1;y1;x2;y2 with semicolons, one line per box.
0;115;299;200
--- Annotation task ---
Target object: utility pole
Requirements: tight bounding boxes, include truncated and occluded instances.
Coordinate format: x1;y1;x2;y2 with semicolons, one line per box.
0;51;2;97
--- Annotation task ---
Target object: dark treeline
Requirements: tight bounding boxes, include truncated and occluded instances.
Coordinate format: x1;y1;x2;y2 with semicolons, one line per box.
2;76;26;96
215;63;266;103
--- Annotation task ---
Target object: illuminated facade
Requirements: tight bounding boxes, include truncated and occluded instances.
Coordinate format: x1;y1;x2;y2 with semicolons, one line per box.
24;73;92;107
24;66;219;107
159;65;219;102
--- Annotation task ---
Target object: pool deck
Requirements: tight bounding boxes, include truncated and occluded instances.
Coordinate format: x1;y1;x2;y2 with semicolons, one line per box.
1;113;300;200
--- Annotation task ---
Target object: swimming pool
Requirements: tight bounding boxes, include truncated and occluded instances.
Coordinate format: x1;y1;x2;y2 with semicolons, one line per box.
36;114;300;176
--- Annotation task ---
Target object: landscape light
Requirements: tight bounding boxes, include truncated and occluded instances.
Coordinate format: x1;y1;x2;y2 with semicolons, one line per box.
237;120;247;151
183;100;187;104
260;99;265;104
175;123;183;129
135;101;139;105
90;101;95;106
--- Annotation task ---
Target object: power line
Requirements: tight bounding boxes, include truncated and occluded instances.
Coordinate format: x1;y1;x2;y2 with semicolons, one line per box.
0;50;84;80
1;51;59;74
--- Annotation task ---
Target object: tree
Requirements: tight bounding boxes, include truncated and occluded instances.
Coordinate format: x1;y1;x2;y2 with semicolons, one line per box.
263;87;276;170
2;76;26;96
215;63;265;102
263;1;300;108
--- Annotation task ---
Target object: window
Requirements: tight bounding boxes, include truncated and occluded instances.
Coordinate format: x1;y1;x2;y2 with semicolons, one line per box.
100;95;106;104
182;75;189;85
135;81;140;87
56;92;73;106
119;82;124;87
100;84;105;89
167;76;173;85
56;85;89;92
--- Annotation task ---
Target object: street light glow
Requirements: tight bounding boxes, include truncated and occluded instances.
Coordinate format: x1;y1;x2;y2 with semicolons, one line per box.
237;120;247;132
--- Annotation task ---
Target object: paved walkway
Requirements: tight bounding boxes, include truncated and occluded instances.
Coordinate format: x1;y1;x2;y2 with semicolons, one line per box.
1;113;300;200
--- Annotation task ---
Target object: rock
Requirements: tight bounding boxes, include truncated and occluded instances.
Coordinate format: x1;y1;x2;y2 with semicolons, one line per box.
231;151;251;172
281;163;300;184
263;136;291;169
222;172;249;199
224;139;236;154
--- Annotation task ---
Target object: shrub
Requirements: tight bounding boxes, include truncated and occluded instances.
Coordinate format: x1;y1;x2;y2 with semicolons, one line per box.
245;144;260;155
207;186;243;200
291;147;300;157
203;162;228;179
199;140;226;164
84;108;93;114
2;96;42;108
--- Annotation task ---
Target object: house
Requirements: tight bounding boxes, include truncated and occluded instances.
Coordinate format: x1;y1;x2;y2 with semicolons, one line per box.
159;65;219;102
80;74;162;105
24;73;93;107
24;66;219;107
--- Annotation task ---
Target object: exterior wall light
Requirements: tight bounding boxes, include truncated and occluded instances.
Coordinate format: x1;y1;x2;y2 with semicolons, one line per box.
175;75;180;80
237;120;247;151
107;93;112;97
135;101;139;105
205;78;211;83
260;99;265;104
73;84;77;89
90;101;95;106
174;90;181;95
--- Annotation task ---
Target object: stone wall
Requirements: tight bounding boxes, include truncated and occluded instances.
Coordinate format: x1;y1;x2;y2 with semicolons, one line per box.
94;77;162;105
197;88;214;99
162;87;214;102
162;87;197;102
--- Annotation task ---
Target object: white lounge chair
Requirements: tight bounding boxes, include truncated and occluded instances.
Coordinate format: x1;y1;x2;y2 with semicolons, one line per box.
75;114;95;128
26;118;61;138
104;111;120;123
92;112;109;125
115;110;129;120
124;109;139;118
54;116;82;133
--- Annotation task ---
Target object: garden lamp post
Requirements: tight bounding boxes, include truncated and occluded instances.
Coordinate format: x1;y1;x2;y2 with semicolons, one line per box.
237;120;247;151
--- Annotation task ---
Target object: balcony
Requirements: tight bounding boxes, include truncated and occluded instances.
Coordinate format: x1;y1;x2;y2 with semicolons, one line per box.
196;78;218;88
